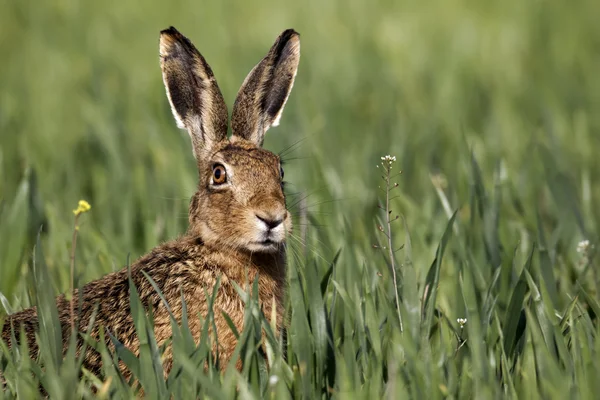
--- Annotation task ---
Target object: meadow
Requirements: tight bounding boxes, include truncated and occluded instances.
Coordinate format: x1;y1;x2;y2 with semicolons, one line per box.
1;0;600;398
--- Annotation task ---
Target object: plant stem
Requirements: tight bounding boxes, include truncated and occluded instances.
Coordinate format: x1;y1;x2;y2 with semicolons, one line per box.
385;164;403;333
70;214;80;333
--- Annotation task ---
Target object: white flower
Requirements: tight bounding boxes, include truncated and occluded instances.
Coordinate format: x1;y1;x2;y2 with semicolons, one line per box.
269;375;279;386
457;318;467;328
380;155;397;166
577;240;590;254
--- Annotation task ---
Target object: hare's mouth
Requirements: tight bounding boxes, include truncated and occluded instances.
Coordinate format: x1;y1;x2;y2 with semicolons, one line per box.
247;238;283;252
256;238;281;247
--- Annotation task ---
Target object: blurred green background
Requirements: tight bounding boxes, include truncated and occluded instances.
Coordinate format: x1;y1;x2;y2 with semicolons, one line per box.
1;0;600;396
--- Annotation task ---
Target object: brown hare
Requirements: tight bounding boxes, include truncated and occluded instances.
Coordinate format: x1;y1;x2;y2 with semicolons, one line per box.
1;26;300;376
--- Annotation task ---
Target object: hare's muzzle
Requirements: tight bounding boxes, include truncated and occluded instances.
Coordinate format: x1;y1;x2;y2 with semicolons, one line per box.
249;208;289;251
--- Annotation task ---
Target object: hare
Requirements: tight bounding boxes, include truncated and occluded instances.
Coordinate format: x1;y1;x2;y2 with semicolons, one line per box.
1;26;300;377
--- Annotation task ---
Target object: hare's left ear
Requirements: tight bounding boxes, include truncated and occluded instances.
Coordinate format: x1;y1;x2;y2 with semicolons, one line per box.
231;29;300;146
160;27;229;160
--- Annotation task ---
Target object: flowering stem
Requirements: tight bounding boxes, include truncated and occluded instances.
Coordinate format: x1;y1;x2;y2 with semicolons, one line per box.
69;214;80;333
454;318;468;356
69;200;91;334
382;159;403;333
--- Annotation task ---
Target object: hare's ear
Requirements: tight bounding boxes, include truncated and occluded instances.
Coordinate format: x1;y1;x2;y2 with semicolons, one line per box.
160;27;228;159
231;29;300;146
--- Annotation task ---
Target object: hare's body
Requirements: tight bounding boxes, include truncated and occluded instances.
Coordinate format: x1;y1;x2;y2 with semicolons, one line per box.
2;237;285;374
1;26;300;375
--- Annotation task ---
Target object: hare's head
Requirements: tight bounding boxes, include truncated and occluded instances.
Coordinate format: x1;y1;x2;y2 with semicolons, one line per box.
159;27;300;254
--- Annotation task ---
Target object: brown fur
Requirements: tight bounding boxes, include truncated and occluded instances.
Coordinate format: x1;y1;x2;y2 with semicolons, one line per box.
1;26;300;379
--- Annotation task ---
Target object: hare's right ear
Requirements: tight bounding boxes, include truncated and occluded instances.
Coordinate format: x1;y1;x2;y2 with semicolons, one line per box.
231;29;300;147
160;27;228;160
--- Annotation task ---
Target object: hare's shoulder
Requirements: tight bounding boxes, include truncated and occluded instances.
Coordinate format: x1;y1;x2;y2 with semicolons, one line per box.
130;238;220;298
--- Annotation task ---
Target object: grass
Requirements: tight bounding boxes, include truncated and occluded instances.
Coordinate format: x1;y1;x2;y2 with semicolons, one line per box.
1;0;600;397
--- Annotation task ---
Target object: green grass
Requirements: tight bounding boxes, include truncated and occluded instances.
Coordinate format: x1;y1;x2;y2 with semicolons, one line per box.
2;0;600;397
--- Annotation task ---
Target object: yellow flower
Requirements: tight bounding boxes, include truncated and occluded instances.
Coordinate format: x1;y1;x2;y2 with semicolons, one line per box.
73;200;92;216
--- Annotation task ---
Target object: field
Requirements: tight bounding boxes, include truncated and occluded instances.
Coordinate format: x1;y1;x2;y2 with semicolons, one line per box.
2;0;600;398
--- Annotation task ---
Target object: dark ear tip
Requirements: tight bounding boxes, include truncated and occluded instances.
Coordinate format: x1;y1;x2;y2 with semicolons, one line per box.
160;26;181;37
160;27;189;49
271;29;300;57
280;29;300;41
159;26;195;56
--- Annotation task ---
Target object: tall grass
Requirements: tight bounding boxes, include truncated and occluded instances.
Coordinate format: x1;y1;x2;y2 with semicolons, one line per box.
1;0;600;398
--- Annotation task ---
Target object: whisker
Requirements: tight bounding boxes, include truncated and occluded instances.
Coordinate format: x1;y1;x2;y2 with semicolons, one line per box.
293;230;334;254
290;222;329;227
286;239;305;266
303;197;353;209
287;235;308;264
285;190;307;198
285;184;333;209
290;207;333;215
288;233;332;265
278;137;307;158
287;190;319;209
280;156;313;163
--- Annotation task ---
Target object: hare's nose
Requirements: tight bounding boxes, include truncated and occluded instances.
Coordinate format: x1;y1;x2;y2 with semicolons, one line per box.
256;214;284;230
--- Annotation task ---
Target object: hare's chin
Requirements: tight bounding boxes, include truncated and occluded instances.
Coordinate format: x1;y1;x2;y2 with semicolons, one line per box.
245;239;284;253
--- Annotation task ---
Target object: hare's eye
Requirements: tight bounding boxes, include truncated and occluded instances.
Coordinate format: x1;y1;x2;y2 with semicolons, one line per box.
212;164;227;185
280;166;284;180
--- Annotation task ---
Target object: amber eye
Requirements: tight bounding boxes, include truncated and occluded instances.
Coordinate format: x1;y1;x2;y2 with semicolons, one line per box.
212;164;227;185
